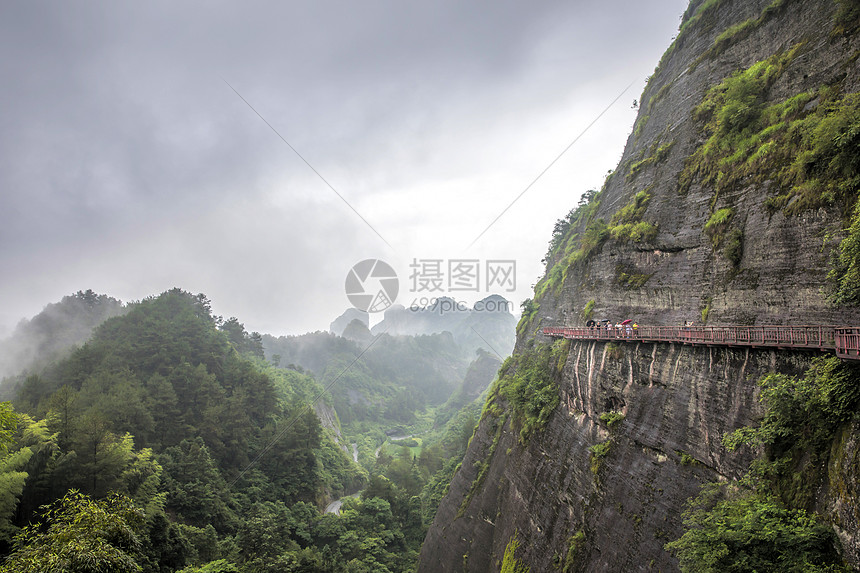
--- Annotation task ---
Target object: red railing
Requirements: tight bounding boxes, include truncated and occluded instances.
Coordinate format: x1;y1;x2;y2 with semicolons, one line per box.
541;325;860;360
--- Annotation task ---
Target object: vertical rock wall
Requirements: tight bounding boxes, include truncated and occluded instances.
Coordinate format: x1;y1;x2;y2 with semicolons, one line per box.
419;0;860;570
421;343;819;572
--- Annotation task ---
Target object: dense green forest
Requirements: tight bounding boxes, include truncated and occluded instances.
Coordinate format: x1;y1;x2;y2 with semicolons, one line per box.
0;289;499;571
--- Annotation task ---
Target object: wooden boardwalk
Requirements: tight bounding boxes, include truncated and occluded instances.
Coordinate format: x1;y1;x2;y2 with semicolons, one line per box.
542;325;860;361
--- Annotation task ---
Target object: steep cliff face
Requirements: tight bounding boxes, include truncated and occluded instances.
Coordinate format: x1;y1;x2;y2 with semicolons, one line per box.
419;0;860;571
422;345;799;572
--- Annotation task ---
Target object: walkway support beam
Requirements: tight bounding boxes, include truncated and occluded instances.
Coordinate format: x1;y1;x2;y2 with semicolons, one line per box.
541;325;860;361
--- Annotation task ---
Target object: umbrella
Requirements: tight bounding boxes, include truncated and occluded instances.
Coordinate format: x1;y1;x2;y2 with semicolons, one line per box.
621;319;632;325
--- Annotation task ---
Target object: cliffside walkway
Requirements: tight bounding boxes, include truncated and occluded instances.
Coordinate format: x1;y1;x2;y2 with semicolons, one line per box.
542;325;860;361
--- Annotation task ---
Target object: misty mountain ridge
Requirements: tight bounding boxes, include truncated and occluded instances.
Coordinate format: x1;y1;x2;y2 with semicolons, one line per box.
0;288;516;390
0;289;126;384
367;294;517;357
329;308;369;336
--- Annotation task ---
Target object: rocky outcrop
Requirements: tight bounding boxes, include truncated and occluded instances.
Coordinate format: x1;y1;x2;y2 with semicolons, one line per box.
542;0;860;331
824;417;860;562
419;0;860;570
421;343;809;572
330;308;369;337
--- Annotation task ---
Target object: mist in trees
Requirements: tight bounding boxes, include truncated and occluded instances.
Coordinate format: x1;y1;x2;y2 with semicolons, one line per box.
0;288;504;571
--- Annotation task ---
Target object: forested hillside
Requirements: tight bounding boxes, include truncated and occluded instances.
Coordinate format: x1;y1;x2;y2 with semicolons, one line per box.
0;288;505;571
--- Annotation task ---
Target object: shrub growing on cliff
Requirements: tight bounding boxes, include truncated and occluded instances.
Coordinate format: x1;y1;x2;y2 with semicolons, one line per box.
563;530;585;572
615;265;653;290
607;189;659;244
681;43;860;239
669;358;860;572
627;141;674;180
723;229;744;266
723;357;858;458
610;221;658;244
599;411;625;429
665;484;846;573
493;340;567;442
589;441;611;475
500;531;530;573
722;357;860;506
833;0;860;36
536;188;607;301
828;196;860;305
694;0;789;66
581;299;595;322
704;208;734;247
516;298;540;337
544;189;601;265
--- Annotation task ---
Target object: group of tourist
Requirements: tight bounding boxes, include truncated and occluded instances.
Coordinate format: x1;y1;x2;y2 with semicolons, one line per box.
585;318;639;337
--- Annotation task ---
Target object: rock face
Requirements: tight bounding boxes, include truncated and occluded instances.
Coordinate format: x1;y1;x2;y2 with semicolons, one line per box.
422;344;790;572
418;0;860;571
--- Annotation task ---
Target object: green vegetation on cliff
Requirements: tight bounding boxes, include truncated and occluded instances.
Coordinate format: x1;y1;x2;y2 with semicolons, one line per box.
646;0;730;95
704;208;735;247
500;531;530;573
833;0;860;36
724;357;859;508
627;140;675;181
531;169;662;317
487;340;568;443
680;40;860;300
679;45;803;201
668;357;858;571
608;189;659;244
829;192;860;305
666;484;845;573
589;440;612;475
693;0;791;67
534;188;606;305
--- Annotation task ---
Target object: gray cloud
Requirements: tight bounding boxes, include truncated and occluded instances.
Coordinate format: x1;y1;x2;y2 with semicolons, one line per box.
0;0;689;335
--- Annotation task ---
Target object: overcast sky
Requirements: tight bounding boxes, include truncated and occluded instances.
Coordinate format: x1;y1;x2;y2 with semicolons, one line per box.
0;1;689;336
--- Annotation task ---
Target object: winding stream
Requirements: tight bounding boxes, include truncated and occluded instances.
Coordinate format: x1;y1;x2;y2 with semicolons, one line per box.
325;431;428;514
